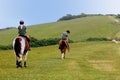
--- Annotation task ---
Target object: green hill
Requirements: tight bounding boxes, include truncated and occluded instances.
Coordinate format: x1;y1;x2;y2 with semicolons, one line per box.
1;16;120;80
0;16;120;46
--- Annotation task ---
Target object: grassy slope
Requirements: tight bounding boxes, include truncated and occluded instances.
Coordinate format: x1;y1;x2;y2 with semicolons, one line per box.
1;16;120;80
0;16;120;45
0;42;120;80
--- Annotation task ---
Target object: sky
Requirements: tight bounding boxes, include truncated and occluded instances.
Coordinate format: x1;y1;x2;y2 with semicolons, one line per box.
0;0;120;29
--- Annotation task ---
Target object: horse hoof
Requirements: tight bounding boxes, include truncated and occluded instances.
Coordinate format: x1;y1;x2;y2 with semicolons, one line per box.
16;66;19;68
24;66;27;68
16;65;22;68
16;66;21;68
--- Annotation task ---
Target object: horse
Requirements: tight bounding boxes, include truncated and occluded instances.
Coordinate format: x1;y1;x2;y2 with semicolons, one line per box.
13;36;29;68
59;40;69;59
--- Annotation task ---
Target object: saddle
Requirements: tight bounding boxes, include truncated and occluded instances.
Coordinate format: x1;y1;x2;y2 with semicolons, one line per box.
19;35;30;42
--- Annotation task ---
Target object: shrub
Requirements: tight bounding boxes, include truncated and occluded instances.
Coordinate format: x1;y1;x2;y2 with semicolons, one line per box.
0;37;74;50
31;37;73;47
0;45;12;50
86;37;108;41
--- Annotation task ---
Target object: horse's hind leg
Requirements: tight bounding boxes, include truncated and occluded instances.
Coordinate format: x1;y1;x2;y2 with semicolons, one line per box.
15;56;18;65
61;49;66;59
16;54;22;68
61;53;65;59
16;60;22;68
24;52;28;67
24;61;26;67
15;56;21;68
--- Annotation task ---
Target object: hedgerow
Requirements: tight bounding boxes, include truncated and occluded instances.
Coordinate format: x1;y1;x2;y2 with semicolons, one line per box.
0;37;73;50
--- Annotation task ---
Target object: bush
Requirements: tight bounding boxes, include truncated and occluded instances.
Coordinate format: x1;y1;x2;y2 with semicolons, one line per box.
0;45;12;50
116;14;120;18
31;37;73;47
86;37;108;41
0;37;73;50
57;13;87;21
30;37;60;47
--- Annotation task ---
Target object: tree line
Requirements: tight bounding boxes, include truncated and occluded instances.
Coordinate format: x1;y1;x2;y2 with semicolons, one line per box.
57;13;120;21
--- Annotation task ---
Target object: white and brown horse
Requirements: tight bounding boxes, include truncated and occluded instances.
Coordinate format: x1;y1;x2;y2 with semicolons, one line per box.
59;40;69;59
13;36;29;68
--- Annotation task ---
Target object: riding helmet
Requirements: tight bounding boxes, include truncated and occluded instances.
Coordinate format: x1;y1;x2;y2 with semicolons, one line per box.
66;30;70;33
19;20;24;25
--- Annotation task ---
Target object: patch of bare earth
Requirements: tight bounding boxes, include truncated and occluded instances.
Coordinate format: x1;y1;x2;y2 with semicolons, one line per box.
88;60;116;71
68;61;79;70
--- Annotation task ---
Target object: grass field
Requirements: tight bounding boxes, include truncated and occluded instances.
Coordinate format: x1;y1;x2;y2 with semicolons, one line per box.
0;42;120;80
1;15;120;80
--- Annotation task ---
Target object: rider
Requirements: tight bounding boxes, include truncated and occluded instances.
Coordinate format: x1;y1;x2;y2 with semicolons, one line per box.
59;30;70;51
18;20;31;50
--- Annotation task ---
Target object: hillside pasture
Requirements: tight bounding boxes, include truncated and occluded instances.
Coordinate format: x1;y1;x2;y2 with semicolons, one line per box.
0;16;120;46
0;42;120;80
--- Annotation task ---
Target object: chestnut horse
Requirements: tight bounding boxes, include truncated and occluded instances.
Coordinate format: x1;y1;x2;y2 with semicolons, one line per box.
13;36;29;68
59;40;69;59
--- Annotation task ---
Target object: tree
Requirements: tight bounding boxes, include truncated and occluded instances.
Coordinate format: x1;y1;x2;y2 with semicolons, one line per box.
116;14;120;18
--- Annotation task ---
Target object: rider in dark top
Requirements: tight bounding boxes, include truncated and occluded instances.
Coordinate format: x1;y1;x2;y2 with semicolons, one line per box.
18;20;31;50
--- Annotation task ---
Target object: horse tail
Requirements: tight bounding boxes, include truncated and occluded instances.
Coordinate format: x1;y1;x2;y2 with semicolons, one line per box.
62;40;70;52
14;38;21;58
60;40;66;49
